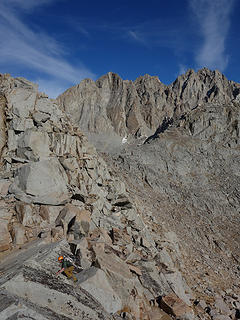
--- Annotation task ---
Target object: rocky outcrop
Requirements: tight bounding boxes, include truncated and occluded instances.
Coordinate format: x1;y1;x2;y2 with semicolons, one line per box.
57;68;240;139
0;74;199;319
0;241;115;320
9;158;70;205
160;293;194;319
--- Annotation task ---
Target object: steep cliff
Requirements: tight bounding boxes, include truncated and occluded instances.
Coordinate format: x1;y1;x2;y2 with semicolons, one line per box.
57;68;240;140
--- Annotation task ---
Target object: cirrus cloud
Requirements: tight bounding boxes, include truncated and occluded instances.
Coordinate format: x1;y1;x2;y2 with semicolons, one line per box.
0;0;95;98
189;0;235;71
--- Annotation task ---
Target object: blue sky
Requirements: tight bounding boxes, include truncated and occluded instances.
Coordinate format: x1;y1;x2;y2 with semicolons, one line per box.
0;0;239;98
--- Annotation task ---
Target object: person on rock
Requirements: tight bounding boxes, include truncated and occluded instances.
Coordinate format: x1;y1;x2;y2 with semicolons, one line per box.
56;256;77;282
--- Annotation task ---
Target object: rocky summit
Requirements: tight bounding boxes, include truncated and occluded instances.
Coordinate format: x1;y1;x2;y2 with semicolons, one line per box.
57;68;240;139
0;69;239;320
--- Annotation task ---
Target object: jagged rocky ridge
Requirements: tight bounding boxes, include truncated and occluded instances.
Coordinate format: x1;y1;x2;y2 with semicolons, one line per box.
57;68;240;140
0;74;202;320
57;68;240;319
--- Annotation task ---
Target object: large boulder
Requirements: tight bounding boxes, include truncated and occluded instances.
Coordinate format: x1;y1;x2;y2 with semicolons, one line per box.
39;205;64;225
9;158;70;205
92;242;132;280
6;78;37;118
11;222;27;245
0;220;12;252
15;203;42;227
0;180;11;197
11;117;34;132
77;266;122;314
55;204;91;238
0;205;13;252
160;293;194;319
16;129;50;161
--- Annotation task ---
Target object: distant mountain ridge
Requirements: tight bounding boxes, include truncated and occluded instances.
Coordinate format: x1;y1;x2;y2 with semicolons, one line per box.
57;68;240;139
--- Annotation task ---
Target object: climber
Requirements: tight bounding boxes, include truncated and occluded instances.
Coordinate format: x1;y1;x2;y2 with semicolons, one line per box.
56;256;77;282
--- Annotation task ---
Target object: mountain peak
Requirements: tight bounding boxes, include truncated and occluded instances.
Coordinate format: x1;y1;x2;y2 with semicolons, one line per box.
95;72;123;89
58;69;240;139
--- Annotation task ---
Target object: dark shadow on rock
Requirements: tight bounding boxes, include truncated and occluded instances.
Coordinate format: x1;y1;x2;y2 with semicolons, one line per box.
144;117;174;144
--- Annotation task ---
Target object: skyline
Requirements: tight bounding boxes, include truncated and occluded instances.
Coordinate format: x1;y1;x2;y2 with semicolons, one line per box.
0;0;239;98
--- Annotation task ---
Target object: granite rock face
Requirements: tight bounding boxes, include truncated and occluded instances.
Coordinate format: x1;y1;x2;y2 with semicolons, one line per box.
57;68;240;139
0;241;115;320
9;158;69;205
57;68;240;318
91;71;240;319
0;70;240;320
0;74;196;319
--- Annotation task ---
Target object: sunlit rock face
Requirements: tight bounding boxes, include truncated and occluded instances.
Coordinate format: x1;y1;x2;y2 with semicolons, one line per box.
57;68;240;139
0;70;240;320
58;68;240;316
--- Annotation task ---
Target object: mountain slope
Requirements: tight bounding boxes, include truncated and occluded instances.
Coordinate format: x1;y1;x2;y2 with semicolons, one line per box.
58;68;240;318
0;74;200;320
0;70;240;319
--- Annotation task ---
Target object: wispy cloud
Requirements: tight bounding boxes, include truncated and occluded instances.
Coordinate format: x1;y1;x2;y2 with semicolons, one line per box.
128;30;147;45
0;0;95;98
6;0;59;11
76;26;90;38
122;17;193;53
190;0;235;71
63;17;91;38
